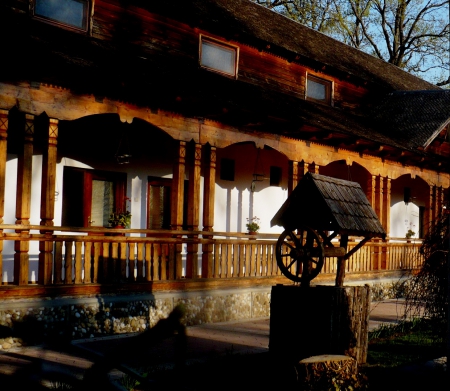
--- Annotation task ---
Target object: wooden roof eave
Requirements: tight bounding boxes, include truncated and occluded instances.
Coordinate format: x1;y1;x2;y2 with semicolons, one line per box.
423;118;450;149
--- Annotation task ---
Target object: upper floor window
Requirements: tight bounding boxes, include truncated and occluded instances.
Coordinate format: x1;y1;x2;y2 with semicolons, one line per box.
200;35;239;78
32;0;89;32
306;74;332;105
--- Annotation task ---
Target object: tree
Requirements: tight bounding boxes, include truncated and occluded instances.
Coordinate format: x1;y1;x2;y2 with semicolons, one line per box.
253;0;340;32
404;208;449;340
252;0;450;86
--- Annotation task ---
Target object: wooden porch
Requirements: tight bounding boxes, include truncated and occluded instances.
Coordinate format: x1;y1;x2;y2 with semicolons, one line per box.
0;225;423;298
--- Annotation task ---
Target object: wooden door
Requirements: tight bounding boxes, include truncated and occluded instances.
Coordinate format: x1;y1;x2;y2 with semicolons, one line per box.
62;167;126;228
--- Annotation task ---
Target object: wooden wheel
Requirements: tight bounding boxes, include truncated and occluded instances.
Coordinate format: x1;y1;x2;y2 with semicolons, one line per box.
276;227;324;283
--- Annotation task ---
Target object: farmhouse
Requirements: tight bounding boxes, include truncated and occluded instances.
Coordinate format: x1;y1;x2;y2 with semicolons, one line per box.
0;0;448;338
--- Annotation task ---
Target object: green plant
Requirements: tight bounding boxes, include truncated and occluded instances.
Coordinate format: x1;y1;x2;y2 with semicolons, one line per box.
108;210;131;228
246;216;260;233
405;229;415;239
108;197;131;228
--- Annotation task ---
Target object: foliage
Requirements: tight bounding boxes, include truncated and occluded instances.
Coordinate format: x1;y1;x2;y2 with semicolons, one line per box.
403;209;449;340
108;197;131;228
108;210;131;228
254;0;340;33
365;318;447;390
252;0;450;86
246;216;261;232
405;229;415;239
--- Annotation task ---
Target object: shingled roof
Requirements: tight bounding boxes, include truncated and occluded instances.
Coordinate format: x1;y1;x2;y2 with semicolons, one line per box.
147;0;437;92
371;90;450;150
271;173;386;239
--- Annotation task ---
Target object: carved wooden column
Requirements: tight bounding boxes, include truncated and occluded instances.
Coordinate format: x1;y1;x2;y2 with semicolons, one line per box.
14;114;34;285
433;185;441;220
367;175;376;209
0;110;8;284
186;143;201;278
424;184;433;231
309;162;320;174
374;176;384;224
288;160;298;195
39;118;58;285
382;177;391;235
366;175;379;270
429;185;437;227
298;161;309;182
202;144;216;278
171;141;186;279
373;176;384;269
381;176;391;269
437;186;444;215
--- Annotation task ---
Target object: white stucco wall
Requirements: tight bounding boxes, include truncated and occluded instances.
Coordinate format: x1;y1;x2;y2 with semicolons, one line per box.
390;201;420;239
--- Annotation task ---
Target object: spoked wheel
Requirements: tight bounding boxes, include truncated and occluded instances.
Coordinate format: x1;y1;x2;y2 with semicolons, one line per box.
275;226;324;283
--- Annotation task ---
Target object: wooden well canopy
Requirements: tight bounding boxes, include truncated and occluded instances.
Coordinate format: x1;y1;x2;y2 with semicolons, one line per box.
271;173;386;286
271;172;386;239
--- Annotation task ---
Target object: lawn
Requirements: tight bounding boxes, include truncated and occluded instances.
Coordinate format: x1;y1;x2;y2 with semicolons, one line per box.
122;318;447;391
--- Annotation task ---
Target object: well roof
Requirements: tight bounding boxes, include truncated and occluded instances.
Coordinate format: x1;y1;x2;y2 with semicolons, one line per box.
271;173;386;239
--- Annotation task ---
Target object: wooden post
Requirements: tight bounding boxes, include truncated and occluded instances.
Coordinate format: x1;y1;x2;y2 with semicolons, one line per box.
298;161;309;182
39;117;58;285
202;144;216;278
368;175;382;270
375;175;384;226
171;141;185;278
288;160;298;195
186;142;201;278
270;285;371;365
433;185;440;222
0;110;8;285
14;114;34;285
309;162;320;174
367;174;375;208
335;235;348;286
429;185;436;228
382;177;391;235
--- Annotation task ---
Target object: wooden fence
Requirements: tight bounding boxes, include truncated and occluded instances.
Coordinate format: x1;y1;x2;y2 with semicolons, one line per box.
0;225;423;286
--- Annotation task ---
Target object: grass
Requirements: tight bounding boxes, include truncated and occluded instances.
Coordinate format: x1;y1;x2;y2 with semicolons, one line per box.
362;318;447;390
118;318;447;391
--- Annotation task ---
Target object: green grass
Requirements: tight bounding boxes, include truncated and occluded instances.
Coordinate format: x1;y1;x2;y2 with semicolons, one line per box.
117;319;447;390
363;318;447;390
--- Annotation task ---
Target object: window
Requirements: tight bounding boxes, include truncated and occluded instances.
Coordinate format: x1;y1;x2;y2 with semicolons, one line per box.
270;166;282;186
220;158;235;181
200;35;238;77
32;0;89;32
306;74;332;104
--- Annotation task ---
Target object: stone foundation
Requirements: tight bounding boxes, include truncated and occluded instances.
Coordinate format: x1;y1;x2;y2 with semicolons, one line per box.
0;286;271;351
0;277;408;351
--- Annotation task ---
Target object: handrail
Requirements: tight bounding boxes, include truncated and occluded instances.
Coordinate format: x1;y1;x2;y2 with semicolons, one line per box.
0;225;423;287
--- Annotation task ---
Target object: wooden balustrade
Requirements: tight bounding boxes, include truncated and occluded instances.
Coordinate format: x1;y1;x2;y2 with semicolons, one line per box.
0;225;424;286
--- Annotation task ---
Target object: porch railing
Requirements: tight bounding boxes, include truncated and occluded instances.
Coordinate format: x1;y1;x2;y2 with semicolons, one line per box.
0;225;423;286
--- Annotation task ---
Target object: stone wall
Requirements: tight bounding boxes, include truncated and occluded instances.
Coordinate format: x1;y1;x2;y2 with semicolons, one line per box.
0;277;407;351
0;286;271;351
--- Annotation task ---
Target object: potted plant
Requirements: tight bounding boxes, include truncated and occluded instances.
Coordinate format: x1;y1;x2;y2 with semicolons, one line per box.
405;229;415;242
108;197;131;228
246;216;260;235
